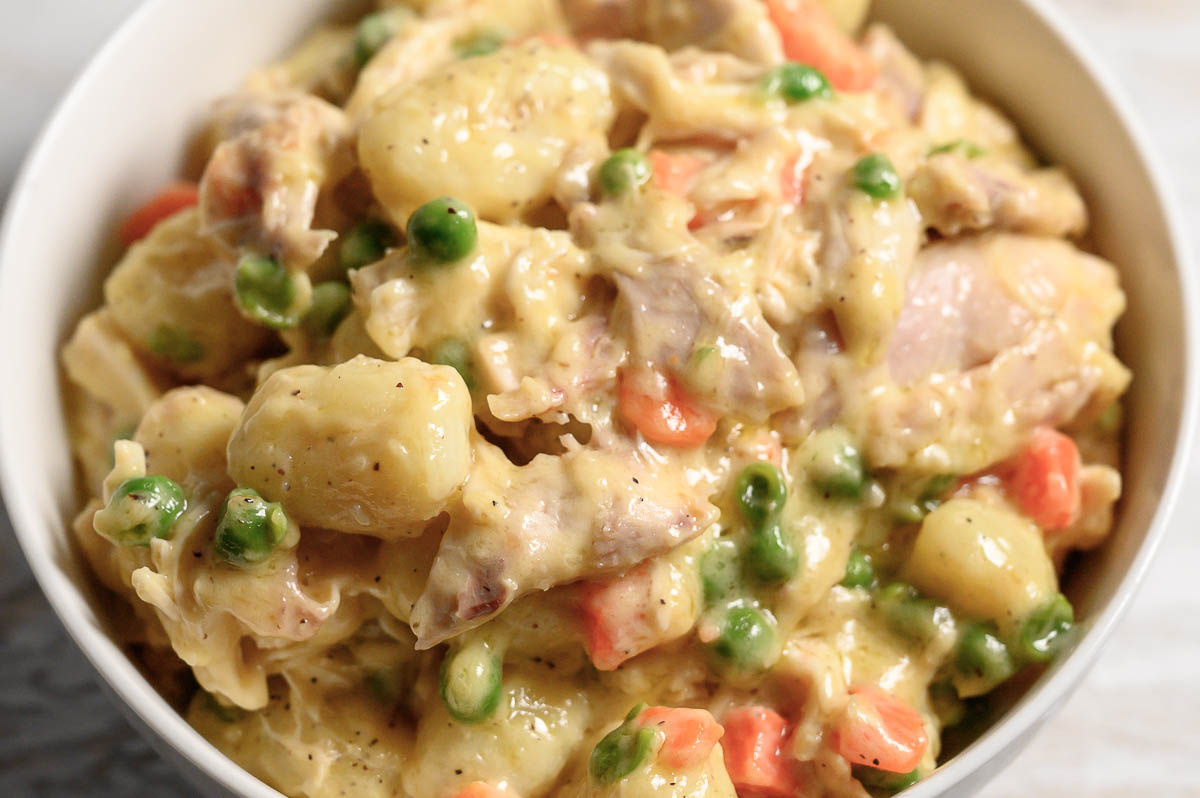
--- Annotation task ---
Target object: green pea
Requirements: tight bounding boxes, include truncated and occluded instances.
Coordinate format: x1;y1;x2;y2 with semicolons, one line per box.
590;705;656;784
235;254;299;329
202;691;242;723
457;30;506;58
365;670;399;705
339;219;394;272
841;549;875;589
893;474;958;523
214;487;291;566
598;148;652;196
147;325;204;363
1096;402;1121;434
93;475;186;546
852;153;902;199
302;281;352;338
701;538;740;605
734;462;787;524
805;426;865;499
956;622;1016;686
928;680;965;727
927;139;986;159
428;337;476;390
854;765;921;792
762;62;833;103
354;11;396;67
439;640;502;724
877;582;954;643
745;518;800;584
1016;593;1074;663
711;606;775;670
407;197;478;264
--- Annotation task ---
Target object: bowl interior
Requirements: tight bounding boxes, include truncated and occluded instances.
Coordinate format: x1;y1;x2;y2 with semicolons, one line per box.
0;1;1191;797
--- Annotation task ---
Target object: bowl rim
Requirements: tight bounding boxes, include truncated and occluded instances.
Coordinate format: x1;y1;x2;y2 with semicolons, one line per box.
0;1;288;794
0;1;1195;796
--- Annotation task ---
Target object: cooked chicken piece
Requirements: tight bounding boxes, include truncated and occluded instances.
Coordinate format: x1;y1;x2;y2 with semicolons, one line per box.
613;264;804;420
577;193;804;420
409;438;718;648
199;90;353;270
861;24;926;121
852;233;1129;473
816;174;922;361
588;40;778;142
565;0;783;63
61;310;165;419
910;154;1087;238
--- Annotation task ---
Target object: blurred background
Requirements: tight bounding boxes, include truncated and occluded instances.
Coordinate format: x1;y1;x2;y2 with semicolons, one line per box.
1;1;1197;796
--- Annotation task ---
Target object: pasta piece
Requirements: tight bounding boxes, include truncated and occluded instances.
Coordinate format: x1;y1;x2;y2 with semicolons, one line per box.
226;355;473;538
403;668;590;798
105;208;271;380
61;310;164;420
358;39;615;224
134;385;244;495
190;683;411;798
904;498;1057;632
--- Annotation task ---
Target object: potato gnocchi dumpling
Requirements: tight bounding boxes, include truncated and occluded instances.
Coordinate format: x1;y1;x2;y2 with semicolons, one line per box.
61;1;1127;796
226;355;473;537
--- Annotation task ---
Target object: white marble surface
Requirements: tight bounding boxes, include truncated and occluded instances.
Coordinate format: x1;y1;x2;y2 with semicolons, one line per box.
0;2;1197;796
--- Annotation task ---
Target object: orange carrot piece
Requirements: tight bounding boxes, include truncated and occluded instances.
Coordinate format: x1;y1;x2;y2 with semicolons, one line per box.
766;0;877;92
721;707;802;798
118;181;199;246
780;151;807;207
833;686;928;774
638;706;725;770
650;150;707;197
999;426;1081;531
451;783;512;798
579;564;661;671
618;370;717;449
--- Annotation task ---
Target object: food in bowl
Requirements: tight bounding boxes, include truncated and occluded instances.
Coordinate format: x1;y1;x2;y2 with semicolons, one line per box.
58;0;1129;796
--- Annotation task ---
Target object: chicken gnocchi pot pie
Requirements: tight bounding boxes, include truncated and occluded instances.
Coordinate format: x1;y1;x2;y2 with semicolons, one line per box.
60;0;1129;796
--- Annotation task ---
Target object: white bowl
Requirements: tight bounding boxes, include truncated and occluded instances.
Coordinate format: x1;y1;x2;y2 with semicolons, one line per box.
0;1;1193;796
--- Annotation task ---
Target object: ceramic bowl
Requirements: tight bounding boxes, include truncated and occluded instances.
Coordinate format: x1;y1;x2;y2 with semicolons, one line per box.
0;1;1193;795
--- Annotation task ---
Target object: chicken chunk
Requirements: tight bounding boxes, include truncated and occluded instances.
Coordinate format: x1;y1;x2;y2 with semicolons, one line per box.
910;154;1087;238
565;0;783;64
408;439;718;648
200;90;353;270
853;234;1129;473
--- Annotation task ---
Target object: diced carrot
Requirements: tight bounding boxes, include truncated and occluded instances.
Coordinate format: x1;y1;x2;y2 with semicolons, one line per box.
451;783;513;798
780;151;807;207
618;370;717;449
118;181;199;246
650;150;707;197
721;707;802;798
833;686;928;774
579;564;660;671
637;706;725;770
999;426;1081;531
765;0;877;92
